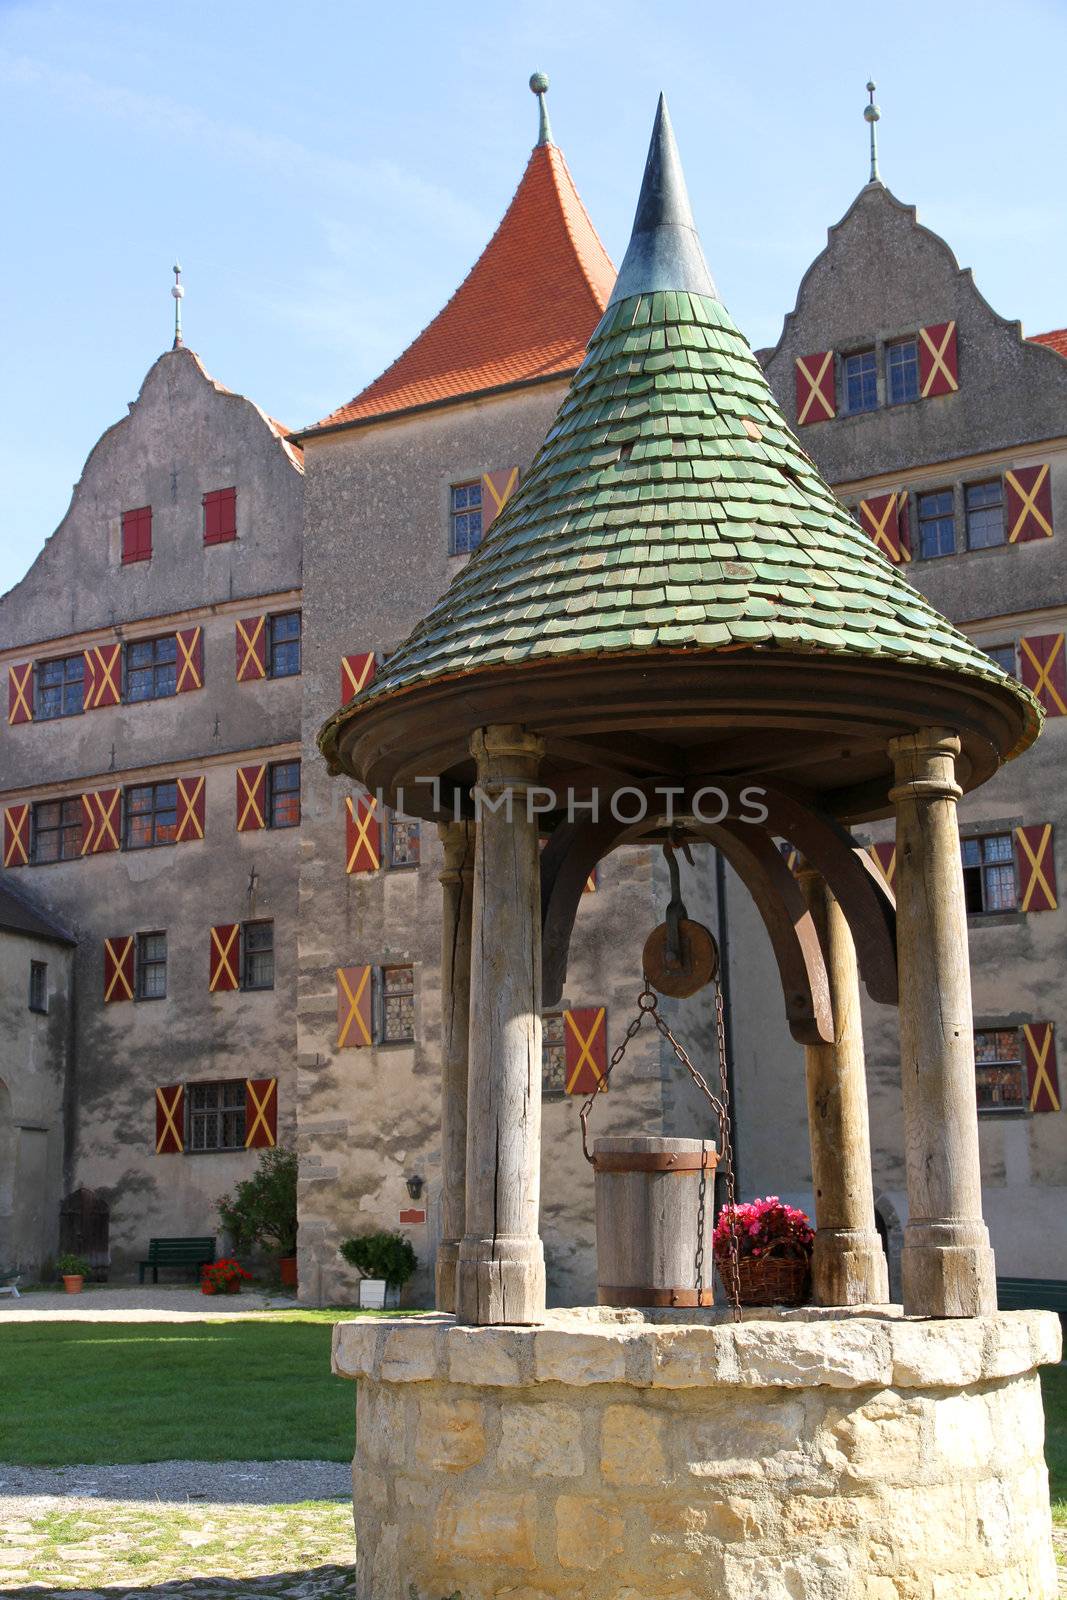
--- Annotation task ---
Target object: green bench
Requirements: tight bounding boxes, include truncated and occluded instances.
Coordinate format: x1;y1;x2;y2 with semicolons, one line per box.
138;1237;215;1284
996;1276;1067;1319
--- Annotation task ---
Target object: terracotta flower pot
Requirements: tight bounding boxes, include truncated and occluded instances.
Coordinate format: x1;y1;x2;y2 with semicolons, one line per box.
279;1256;298;1287
62;1275;84;1295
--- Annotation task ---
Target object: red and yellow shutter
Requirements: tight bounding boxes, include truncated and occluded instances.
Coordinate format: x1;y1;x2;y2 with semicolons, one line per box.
869;840;897;890
1019;633;1067;717
7;663;33;725
235;616;267;682
103;936;135;1003
1023;1023;1060;1114
918;321;959;398
176;626;204;692
209;924;240;992
1015;824;1057;912
84;642;122;709
3;804;30;868
794;351;835;425
345;793;380;873
1005;465;1054;544
859;491;910;564
481;467;520;531
342;652;376;702
236;765;267;831
337;965;373;1048
584;866;598;894
175;776;206;843
564;1006;608;1095
81;788;121;855
779;843;802;878
244;1078;278;1148
155;1085;185;1153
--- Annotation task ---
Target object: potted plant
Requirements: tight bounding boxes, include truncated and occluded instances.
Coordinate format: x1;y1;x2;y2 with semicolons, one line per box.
712;1195;814;1307
217;1147;298;1287
339;1231;417;1309
201;1258;253;1296
57;1253;90;1295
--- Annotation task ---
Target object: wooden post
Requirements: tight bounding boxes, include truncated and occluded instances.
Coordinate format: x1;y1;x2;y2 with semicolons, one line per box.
797;865;889;1307
435;819;475;1313
888;727;996;1317
455;725;546;1325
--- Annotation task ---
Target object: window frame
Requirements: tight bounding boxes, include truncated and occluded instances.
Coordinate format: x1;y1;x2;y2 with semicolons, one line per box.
842;348;878;415
380;964;415;1044
267;611;302;679
135;930;168;1001
916;488;957;561
974;1027;1027;1114
961;831;1018;916
449;480;483;556
35;654;85;721
267;760;301;830
121;505;153;565
203;486;238;546
187;1078;247;1153
964;478;1006;550
885;338;920;406
31;797;84;864
386;814;420;870
241;919;275;992
985;642;1017;676
542;1010;567;1098
124;634;178;704
124;781;178;851
28;960;48;1014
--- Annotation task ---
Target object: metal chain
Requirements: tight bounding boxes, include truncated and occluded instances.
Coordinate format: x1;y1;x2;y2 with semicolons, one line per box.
713;980;742;1321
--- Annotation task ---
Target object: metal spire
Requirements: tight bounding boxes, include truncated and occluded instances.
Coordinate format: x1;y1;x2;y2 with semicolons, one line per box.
864;80;882;185
171;262;184;349
529;71;552;147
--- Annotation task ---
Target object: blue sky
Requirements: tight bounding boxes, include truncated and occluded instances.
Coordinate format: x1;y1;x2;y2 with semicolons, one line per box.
1;0;1064;598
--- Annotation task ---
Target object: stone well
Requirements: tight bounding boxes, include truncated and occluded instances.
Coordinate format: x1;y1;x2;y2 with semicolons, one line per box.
334;1306;1061;1600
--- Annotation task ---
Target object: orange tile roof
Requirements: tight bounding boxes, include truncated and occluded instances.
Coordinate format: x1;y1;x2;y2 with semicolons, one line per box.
301;142;615;434
1030;328;1067;358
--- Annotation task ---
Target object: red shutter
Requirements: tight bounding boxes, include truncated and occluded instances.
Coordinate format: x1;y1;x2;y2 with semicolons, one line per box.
869;841;897;890
481;467;520;530
345;793;380;873
175;776;206;843
156;1085;185;1153
859;491;911;564
1015;824;1057;912
84;643;121;709
1019;634;1067;717
918;321;959;398
209;924;240;992
121;506;153;564
794;352;835;425
3;805;30;868
203;487;237;545
244;1078;277;1147
1005;465;1054;544
176;627;204;692
236;766;267;831
103;936;135;1003
81;788;122;855
341;652;376;702
564;1007;608;1095
337;965;374;1048
1024;1023;1060;1114
82;649;97;710
235;616;267;681
7;663;33;725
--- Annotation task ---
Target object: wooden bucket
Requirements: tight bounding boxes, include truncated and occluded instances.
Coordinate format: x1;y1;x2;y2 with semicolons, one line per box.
592;1135;719;1308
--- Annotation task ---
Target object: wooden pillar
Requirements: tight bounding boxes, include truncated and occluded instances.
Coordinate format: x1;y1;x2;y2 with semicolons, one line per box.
455;725;546;1325
797;865;889;1307
888;727;996;1317
435;819;475;1313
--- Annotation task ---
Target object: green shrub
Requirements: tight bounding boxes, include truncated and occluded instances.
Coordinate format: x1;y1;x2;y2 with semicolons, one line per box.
339;1231;417;1288
217;1147;298;1257
56;1253;90;1277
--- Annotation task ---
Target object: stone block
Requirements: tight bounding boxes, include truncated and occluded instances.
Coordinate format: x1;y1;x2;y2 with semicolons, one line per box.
434;1490;537;1570
534;1329;628;1386
931;1390;993;1470
414;1396;486;1472
677;1396;811;1482
649;1496;768;1545
448;1326;526;1387
600;1404;666;1486
555;1494;625;1570
332;1321;381;1379
830;1393;926;1482
890;1319;983;1388
357;1385;407;1468
499;1401;584;1478
649;1327;740;1389
379;1324;442;1382
783;1492;876;1538
732;1320;892;1389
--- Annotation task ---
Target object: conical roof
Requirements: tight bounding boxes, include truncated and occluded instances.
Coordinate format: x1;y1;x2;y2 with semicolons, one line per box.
321;96;1040;783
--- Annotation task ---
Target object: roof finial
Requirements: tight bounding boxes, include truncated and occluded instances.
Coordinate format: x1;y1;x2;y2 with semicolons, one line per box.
171;261;184;349
864;80;882;185
530;72;552;147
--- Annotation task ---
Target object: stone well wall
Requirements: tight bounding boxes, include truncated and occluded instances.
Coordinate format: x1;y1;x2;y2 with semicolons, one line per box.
333;1307;1062;1600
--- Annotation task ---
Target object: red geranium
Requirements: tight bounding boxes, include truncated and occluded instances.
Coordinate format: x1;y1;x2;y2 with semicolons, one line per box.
712;1196;814;1264
200;1258;253;1295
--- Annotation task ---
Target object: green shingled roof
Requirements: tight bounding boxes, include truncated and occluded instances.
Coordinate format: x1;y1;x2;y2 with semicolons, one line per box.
322;99;1040;754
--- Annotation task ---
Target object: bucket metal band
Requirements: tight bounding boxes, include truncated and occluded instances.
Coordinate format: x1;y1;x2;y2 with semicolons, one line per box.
591;1150;718;1174
597;1286;716;1308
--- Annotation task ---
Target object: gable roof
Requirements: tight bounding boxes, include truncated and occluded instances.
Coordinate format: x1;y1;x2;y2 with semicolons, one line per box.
0;881;76;946
1030;328;1067;359
298;141;615;437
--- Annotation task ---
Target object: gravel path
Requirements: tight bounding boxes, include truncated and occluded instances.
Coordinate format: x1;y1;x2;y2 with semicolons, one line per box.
0;1461;351;1507
0;1288;300;1322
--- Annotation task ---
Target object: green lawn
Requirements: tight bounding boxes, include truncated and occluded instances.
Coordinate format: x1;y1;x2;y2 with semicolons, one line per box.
1041;1364;1067;1527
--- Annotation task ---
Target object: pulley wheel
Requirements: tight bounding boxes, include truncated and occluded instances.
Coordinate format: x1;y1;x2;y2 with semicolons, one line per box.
642;918;719;998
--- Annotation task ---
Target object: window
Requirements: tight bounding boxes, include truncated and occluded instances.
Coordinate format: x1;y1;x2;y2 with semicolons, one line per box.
29;961;47;1014
188;1080;246;1151
843;350;877;414
32;798;84;863
126;636;177;702
975;1028;1026;1111
136;932;167;1000
125;782;178;850
917;489;955;560
387;816;420;868
203;487;237;545
962;833;1017;914
36;655;84;720
268;761;301;828
381;965;414;1043
242;920;274;990
542;1012;566;1095
965;480;1005;549
121;506;152;564
986;643;1017;676
268;612;301;678
886;339;919;405
450;482;483;555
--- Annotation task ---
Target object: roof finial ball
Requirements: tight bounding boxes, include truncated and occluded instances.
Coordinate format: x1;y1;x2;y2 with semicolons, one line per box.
864;79;882;186
530;71;553;148
171;261;185;350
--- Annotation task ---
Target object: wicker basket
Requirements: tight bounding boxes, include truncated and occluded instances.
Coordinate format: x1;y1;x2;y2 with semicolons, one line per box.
729;1250;810;1307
